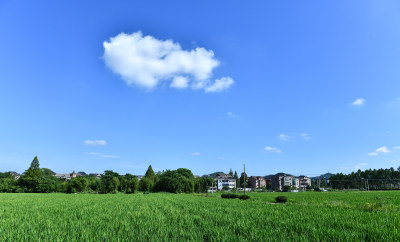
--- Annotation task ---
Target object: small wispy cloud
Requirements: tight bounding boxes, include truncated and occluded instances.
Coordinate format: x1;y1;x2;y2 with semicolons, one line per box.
279;134;290;141
393;146;400;150
376;146;390;153
84;152;119;158
300;133;311;140
264;146;282;153
84;140;107;146
389;159;400;163
354;163;368;170
368;146;391;156
227;112;236;118
190;152;201;156
350;98;366;106
101;154;120;158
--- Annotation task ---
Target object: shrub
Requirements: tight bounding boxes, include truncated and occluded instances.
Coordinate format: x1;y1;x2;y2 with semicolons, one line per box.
221;193;239;199
239;195;250;200
275;196;287;203
314;187;321;192
359;202;383;212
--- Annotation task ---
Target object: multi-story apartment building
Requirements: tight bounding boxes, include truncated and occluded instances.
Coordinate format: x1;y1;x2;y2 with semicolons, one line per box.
268;173;300;191
298;175;311;191
248;176;270;189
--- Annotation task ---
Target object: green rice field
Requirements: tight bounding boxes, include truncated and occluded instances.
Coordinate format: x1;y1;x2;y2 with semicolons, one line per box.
0;191;399;241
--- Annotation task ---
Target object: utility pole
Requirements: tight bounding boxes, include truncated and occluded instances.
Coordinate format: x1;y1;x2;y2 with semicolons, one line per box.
243;163;246;195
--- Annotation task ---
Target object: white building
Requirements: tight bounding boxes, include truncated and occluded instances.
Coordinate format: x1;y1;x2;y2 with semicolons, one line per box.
215;173;236;191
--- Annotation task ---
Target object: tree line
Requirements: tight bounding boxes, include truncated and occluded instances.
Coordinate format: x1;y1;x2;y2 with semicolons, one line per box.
329;167;400;190
0;157;214;194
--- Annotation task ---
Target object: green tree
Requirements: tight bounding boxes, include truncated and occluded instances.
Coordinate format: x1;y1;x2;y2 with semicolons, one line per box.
240;172;248;188
153;169;195;193
123;174;138;194
234;171;239;187
229;168;233;177
101;170;120;193
145;165;156;180
139;177;151;192
25;156;41;177
19;156;43;192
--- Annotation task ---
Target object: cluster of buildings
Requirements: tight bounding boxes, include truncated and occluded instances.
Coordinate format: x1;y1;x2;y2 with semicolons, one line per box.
209;172;312;192
6;170;312;192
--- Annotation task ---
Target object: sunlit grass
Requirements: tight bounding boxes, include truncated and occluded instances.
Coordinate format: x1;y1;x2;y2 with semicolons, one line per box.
0;191;399;241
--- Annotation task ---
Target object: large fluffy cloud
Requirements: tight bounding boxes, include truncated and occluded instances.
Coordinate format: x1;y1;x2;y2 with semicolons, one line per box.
103;32;234;92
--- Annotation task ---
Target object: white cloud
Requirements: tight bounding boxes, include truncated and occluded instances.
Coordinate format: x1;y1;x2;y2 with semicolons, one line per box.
227;111;237;118
190;152;201;156
103;31;234;92
100;154;120;158
390;159;400;163
279;134;290;141
264;146;282;153
393;146;400;150
376;146;390;153
84;152;119;158
368;146;391;156
84;140;107;146
204;77;234;93
350;98;366;106
300;133;311;140
354;163;368;170
170;76;189;88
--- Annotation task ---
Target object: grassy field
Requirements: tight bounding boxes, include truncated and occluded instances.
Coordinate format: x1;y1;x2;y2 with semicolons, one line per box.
0;191;399;241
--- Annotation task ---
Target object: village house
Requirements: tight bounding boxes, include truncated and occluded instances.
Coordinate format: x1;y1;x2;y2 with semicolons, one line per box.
214;173;236;191
298;175;312;191
248;176;270;189
268;173;298;191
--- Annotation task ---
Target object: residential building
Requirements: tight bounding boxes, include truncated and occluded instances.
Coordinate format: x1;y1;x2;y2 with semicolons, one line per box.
298;175;311;191
77;171;87;176
214;173;236;190
54;173;71;180
248;176;270;189
268;173;299;191
89;173;102;179
9;171;20;180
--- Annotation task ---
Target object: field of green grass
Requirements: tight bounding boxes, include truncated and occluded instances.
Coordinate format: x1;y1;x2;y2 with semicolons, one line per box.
0;191;399;241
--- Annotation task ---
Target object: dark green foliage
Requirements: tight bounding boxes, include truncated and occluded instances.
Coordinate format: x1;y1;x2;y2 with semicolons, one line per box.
153;169;194;193
222;186;230;191
68;176;88;193
145;165;156;180
139;177;152;192
0;177;19;193
194;177;214;193
221;193;239;199
275;196;287;203
314;187;321;192
122;174;138;194
282;185;291;192
330;167;400;190
239;195;250;200
239;172;248;187
234;171;239;187
101;170;120;194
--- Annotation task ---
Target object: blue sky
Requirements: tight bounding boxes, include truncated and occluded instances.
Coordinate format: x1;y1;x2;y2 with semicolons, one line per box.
1;1;400;176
